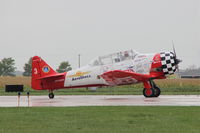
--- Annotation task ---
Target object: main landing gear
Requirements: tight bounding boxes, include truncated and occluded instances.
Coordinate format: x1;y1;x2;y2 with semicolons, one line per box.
143;80;161;98
48;90;54;99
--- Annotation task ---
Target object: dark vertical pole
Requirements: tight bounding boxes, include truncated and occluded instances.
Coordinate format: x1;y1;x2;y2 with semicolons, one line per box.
78;54;81;68
27;91;30;107
18;92;21;107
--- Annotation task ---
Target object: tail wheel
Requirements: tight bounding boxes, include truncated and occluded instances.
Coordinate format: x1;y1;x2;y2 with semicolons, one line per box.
154;87;161;97
143;88;155;98
49;93;54;99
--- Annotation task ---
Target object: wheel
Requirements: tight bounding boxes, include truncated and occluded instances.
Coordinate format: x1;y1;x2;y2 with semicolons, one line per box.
49;93;54;99
153;87;161;97
143;88;155;98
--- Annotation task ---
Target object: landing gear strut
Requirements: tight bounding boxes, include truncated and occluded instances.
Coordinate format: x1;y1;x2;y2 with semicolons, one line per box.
143;80;161;98
48;90;54;99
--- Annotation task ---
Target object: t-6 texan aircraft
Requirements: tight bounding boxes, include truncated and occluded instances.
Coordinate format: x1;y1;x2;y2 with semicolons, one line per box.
31;49;181;99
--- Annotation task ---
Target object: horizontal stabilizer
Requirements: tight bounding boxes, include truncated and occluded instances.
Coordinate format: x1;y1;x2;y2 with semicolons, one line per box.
35;73;66;80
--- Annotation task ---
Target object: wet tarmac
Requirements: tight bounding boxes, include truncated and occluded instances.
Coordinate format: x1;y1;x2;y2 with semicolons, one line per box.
1;95;200;107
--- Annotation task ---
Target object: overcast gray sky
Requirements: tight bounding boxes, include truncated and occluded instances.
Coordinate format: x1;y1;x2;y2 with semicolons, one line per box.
0;0;199;71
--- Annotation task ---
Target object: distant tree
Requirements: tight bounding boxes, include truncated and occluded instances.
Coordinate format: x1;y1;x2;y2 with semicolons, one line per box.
186;64;197;71
23;57;32;76
180;64;200;76
56;61;72;73
0;57;16;76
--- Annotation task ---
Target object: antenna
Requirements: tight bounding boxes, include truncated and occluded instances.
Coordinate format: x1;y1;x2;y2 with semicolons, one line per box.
78;54;81;68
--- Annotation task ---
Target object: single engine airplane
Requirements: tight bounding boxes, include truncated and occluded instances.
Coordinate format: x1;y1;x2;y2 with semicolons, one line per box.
31;49;181;99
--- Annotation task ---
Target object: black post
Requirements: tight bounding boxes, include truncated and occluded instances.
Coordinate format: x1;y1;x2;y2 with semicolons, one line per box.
18;92;21;107
27;91;30;107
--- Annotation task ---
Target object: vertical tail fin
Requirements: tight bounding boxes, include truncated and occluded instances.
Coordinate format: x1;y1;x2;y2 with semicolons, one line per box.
31;56;57;90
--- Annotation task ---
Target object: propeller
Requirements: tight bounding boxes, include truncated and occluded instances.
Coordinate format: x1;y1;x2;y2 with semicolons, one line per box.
172;41;182;77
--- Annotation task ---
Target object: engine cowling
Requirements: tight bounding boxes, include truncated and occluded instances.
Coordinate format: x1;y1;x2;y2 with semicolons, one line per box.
160;52;176;75
151;51;181;77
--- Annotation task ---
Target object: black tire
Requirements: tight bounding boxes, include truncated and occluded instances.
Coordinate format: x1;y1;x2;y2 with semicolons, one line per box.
49;93;54;99
143;88;155;98
154;87;161;97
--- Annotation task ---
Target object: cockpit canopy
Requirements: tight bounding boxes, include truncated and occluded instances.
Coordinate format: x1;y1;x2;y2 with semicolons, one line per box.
89;50;138;66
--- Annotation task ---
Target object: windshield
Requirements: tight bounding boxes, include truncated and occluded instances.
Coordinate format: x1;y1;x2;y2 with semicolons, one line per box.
89;50;138;66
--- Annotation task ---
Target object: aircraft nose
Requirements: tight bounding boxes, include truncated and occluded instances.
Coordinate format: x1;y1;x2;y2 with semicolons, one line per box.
160;52;177;75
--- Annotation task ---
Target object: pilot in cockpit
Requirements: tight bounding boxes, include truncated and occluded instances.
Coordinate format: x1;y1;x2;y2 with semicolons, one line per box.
124;51;130;58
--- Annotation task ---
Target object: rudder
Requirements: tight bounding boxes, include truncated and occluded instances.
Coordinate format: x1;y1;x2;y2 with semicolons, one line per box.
31;56;57;90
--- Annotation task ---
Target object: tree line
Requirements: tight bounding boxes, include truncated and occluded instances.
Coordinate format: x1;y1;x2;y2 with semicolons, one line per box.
0;57;72;76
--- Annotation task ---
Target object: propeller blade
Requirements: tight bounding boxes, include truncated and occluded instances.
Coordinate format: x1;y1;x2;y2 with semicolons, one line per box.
172;41;182;78
172;40;177;58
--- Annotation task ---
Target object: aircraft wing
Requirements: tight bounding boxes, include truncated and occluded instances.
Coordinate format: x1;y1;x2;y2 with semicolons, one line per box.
100;70;155;86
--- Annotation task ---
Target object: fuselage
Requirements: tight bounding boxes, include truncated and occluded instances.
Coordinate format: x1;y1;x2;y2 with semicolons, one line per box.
63;53;156;88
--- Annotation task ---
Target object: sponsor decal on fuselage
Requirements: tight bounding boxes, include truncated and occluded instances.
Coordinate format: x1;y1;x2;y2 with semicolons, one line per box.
67;71;92;81
72;75;91;81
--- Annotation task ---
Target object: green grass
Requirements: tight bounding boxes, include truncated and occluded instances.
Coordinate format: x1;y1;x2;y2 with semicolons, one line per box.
0;106;200;133
0;77;200;95
1;84;200;96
